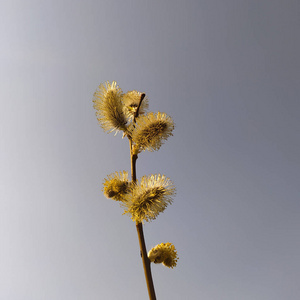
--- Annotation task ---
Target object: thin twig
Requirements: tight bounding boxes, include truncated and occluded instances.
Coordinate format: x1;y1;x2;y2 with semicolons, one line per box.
134;93;146;120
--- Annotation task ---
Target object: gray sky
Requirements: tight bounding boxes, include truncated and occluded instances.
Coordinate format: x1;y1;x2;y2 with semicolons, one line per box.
1;0;300;299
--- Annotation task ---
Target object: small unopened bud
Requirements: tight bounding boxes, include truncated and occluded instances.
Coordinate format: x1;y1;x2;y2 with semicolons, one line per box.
107;190;116;198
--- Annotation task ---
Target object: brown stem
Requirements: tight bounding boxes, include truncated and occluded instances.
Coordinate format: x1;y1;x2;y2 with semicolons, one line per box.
136;222;156;300
130;140;138;182
129;93;156;300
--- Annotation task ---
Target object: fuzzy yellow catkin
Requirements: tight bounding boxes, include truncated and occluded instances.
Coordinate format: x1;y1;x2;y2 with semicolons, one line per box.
131;112;175;152
93;81;127;134
123;174;176;223
103;171;130;202
148;243;178;268
123;90;149;120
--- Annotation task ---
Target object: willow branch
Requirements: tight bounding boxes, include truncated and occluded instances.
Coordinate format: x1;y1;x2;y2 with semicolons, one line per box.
129;93;156;300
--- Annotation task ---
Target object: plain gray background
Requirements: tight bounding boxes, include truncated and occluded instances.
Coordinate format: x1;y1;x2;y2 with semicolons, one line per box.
1;0;299;299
